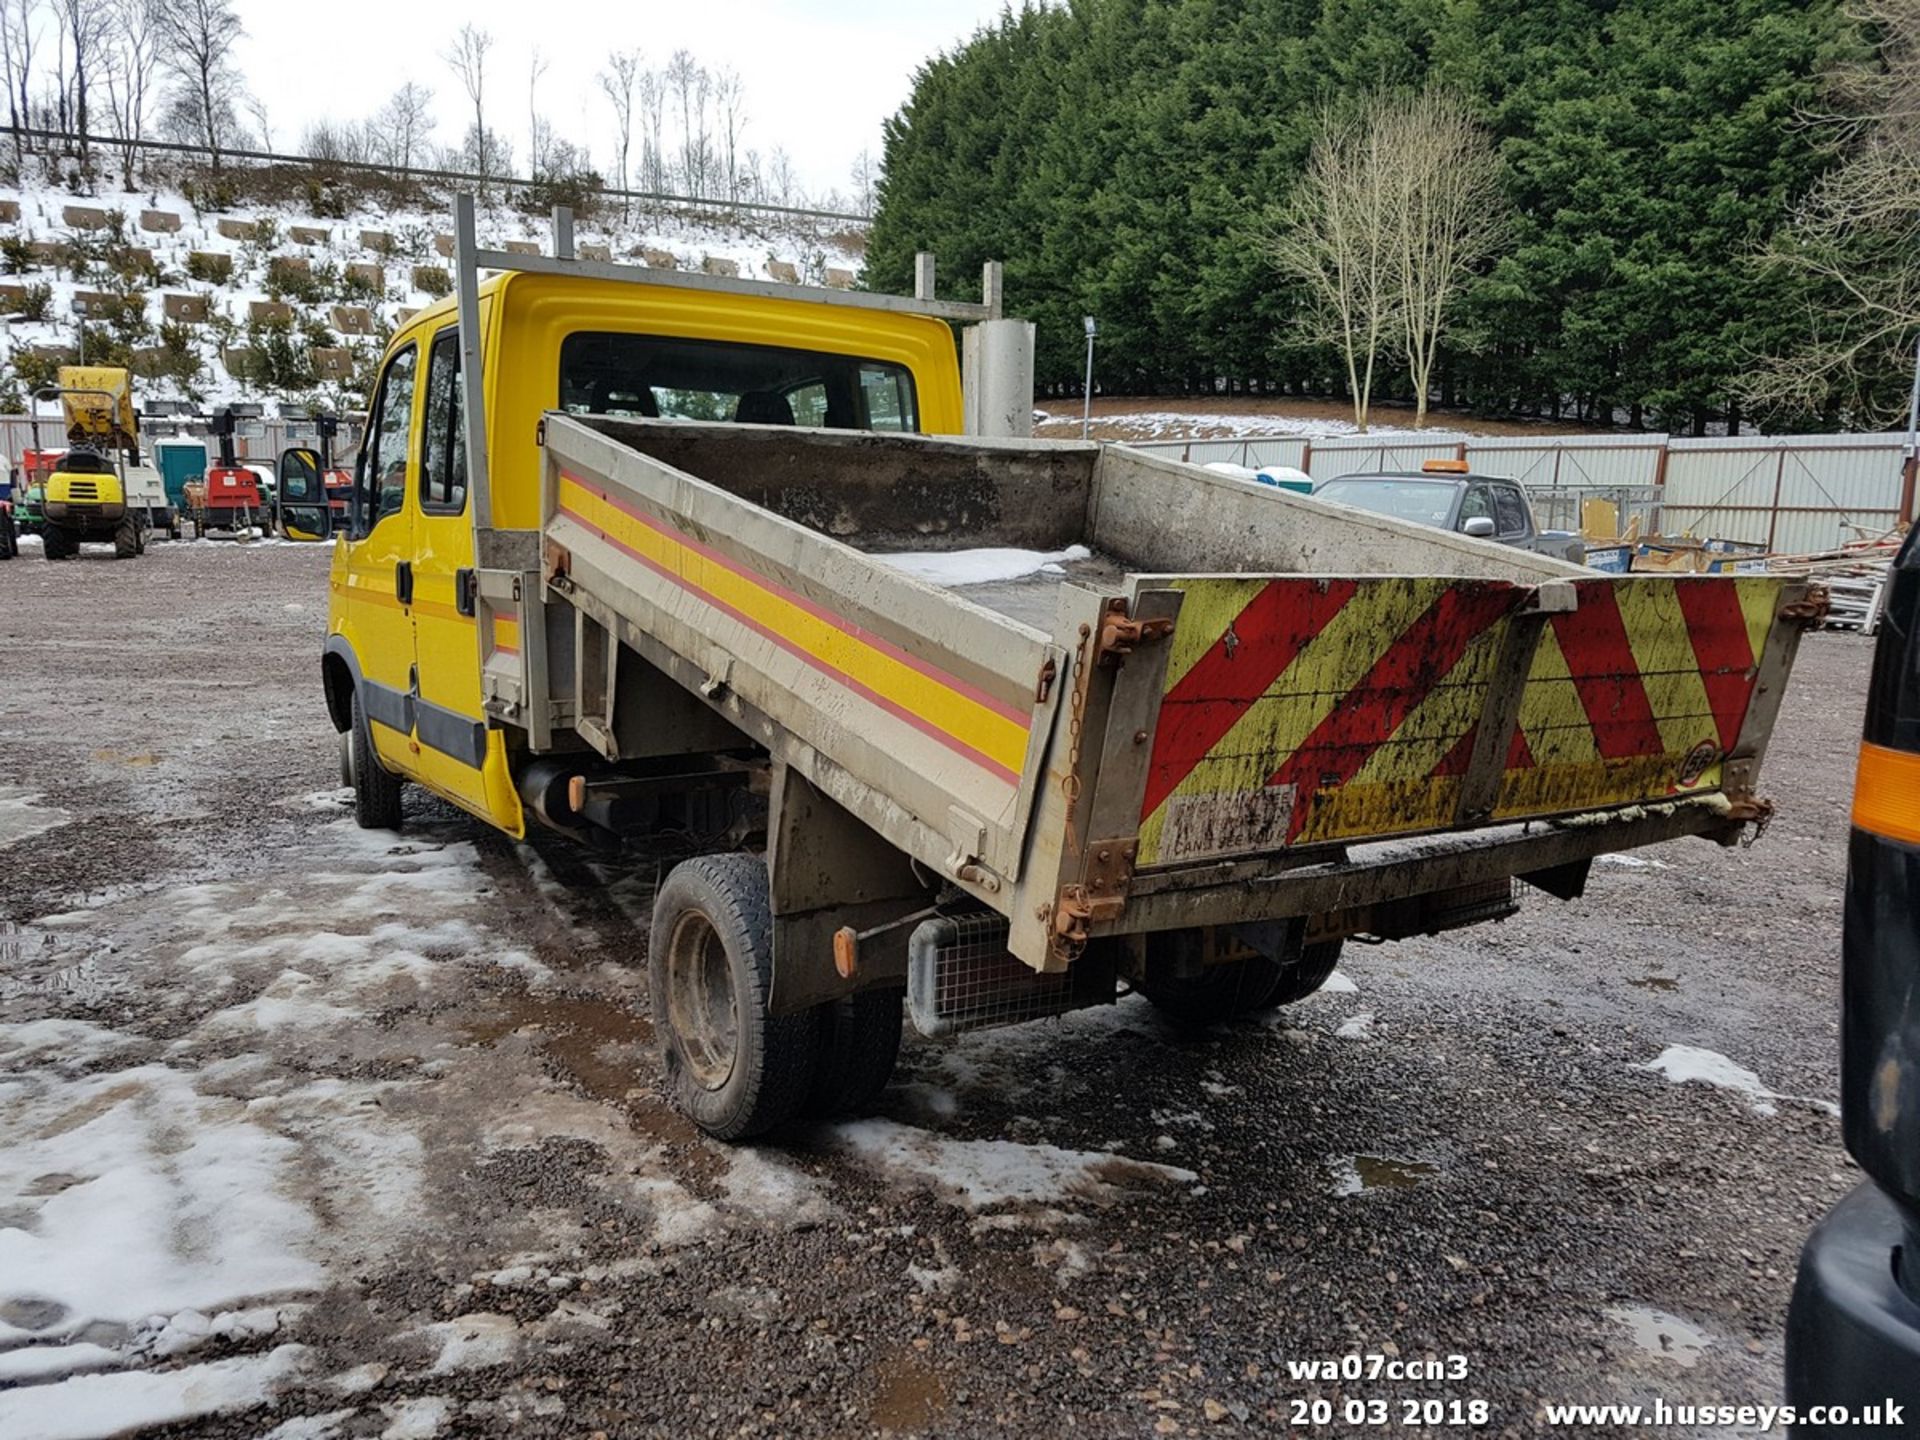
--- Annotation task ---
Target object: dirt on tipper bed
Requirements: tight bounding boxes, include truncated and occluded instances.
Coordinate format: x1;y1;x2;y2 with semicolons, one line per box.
0;540;1872;1438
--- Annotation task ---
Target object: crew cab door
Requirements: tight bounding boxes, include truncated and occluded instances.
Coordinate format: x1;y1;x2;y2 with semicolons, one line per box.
341;343;420;772
406;322;519;830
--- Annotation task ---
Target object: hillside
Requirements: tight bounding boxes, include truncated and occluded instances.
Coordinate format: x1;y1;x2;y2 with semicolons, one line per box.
0;177;868;420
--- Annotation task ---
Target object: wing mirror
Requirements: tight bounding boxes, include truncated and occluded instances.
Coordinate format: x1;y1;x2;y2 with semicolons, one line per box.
1462;516;1497;538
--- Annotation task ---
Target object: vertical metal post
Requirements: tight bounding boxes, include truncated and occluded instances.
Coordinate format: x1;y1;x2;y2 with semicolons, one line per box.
1081;316;1097;441
453;193;493;533
550;205;575;260
914;252;935;302
981;260;1003;321
1901;334;1920;524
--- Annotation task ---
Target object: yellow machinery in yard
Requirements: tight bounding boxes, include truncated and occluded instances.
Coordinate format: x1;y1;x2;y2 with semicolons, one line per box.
35;366;174;561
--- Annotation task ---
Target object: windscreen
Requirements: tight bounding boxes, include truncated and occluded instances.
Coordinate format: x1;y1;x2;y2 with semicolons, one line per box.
1315;477;1459;527
559;332;919;432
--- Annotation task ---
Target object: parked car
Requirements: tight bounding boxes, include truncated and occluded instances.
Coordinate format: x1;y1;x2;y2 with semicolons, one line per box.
1784;523;1919;1433
1315;461;1586;563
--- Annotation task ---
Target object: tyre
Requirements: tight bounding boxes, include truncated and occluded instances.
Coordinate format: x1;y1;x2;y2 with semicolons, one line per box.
113;514;140;559
648;853;818;1141
41;523;74;560
0;509;15;558
1259;939;1344;1008
805;986;904;1119
1137;927;1344;1026
349;689;404;830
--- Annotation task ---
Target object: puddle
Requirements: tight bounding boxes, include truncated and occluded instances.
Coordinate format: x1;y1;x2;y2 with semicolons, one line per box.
1628;977;1679;992
465;994;655;1105
1331;1155;1437;1196
1605;1306;1710;1368
462;994;716;1167
869;1348;950;1433
90;748;162;766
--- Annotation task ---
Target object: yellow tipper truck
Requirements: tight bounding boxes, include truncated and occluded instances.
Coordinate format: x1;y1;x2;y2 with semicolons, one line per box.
322;197;1818;1139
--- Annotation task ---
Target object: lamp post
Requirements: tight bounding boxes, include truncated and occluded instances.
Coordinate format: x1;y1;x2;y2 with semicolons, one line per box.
1081;315;1097;440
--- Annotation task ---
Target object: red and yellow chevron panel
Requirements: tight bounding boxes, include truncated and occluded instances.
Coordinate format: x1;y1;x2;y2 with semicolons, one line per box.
1491;575;1787;819
1137;573;1792;867
1140;577;1529;864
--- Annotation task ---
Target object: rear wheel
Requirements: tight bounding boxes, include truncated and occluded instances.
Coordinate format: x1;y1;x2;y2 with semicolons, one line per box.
349;689;404;830
1137;927;1345;1026
805;987;904;1119
113;514;140;559
41;523;74;560
649;853;818;1141
0;508;15;558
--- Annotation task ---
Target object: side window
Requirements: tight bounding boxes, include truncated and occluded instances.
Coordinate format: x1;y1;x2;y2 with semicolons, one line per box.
1458;485;1494;526
1493;486;1529;537
858;364;916;432
354;343;418;535
787;382;829;428
419;329;467;515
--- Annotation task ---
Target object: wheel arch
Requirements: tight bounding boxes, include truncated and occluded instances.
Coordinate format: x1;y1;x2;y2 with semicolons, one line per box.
322;636;362;734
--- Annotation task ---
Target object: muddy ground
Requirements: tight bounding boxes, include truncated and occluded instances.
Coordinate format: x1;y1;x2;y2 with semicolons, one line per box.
0;541;1873;1438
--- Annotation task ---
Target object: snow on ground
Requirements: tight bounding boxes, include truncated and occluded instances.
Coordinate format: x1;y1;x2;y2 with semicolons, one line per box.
0;786;70;848
1637;1043;1837;1118
0;1344;314;1440
829;1117;1198;1214
877;543;1092;587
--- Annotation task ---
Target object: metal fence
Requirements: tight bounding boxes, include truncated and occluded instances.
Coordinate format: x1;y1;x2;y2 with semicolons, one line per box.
1125;430;1916;551
0;412;353;465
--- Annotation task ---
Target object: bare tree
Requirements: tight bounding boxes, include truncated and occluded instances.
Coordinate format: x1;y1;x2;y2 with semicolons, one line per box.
1378;90;1509;427
240;89;269;150
768;144;797;209
598;49;638;216
151;0;242;167
715;65;745;200
639;65;664;190
377;80;432;181
666;49;701;193
3;0;44;161
850;148;875;215
1252;103;1402;432
526;45;547;173
99;0;157;187
1747;0;1920;424
442;22;491;181
55;0;109;165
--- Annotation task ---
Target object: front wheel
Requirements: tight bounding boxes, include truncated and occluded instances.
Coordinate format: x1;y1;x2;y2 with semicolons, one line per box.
348;690;404;830
41;523;74;560
648;853;818;1141
113;514;140;559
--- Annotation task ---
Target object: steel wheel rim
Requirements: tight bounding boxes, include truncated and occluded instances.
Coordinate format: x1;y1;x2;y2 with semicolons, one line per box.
665;910;738;1090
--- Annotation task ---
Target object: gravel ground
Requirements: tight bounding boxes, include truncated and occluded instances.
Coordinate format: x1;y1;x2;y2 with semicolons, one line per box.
0;541;1874;1438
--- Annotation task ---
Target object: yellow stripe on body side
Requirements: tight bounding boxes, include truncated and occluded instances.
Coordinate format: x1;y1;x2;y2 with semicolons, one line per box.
557;476;1030;781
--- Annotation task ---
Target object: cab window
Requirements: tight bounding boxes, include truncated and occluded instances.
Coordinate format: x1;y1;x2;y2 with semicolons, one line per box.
354;343;418;535
558;332;919;433
1458;485;1494;528
419;329;466;515
1493;486;1529;538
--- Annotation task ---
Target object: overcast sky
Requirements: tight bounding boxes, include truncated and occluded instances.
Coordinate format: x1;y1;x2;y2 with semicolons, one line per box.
232;1;1013;202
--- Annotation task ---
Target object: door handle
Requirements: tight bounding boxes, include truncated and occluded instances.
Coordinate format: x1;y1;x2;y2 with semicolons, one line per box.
395;560;413;607
455;567;475;617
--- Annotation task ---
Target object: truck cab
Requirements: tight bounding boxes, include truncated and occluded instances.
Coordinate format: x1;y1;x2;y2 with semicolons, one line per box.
323;256;966;834
1786;525;1920;1429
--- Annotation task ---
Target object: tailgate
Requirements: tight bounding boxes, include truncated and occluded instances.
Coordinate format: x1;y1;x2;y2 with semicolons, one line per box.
1131;573;1799;867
